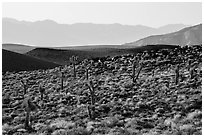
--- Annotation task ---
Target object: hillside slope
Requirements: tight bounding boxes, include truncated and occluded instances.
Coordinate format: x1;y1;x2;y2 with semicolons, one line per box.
124;24;202;47
2;43;37;54
26;47;130;65
26;45;178;65
2;45;202;135
2;49;59;72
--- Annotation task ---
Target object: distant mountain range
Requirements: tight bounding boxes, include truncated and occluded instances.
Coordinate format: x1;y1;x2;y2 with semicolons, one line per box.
124;24;202;47
2;17;189;46
2;18;202;72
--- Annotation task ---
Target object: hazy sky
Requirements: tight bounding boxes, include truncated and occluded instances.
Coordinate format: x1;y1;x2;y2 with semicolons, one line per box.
2;2;202;28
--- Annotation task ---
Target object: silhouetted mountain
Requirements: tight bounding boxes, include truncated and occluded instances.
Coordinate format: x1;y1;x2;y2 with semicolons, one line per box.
124;24;202;47
2;49;59;72
2;17;188;46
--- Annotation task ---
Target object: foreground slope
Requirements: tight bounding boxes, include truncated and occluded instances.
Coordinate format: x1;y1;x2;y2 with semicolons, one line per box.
2;45;202;135
125;24;202;47
2;49;59;72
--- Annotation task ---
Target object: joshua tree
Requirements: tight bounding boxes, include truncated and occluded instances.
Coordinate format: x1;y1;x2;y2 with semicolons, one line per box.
175;65;180;85
136;63;143;80
190;67;195;79
86;81;95;105
21;79;28;96
187;59;192;71
131;58;143;83
83;59;91;80
70;56;78;78
61;72;64;90
87;105;92;119
58;66;65;90
22;97;38;130
86;80;96;120
39;84;45;101
132;61;136;83
86;68;89;80
90;60;94;67
87;105;95;120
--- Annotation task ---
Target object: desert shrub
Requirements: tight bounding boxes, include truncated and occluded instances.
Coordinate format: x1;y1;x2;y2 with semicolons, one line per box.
186;110;202;120
2;123;13;134
50;118;76;130
101;116;119;128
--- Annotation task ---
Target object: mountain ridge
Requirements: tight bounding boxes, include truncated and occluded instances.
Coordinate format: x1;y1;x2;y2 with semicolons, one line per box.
124;24;202;47
3;17;189;46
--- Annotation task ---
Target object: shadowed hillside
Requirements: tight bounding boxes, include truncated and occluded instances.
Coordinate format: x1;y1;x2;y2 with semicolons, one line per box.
26;47;130;65
2;49;59;72
26;45;179;65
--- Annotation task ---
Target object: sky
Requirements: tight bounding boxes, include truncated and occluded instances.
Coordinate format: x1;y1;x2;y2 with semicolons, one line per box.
2;2;202;28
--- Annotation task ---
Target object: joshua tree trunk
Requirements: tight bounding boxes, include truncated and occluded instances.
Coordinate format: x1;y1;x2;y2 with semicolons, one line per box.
188;60;191;71
87;105;92;119
61;73;64;90
87;105;95;120
70;56;78;78
132;62;136;83
190;67;194;79
41;92;43;101
175;65;179;85
86;81;96;120
86;68;89;80
136;65;143;80
87;84;95;105
90;91;95;106
23;84;27;95
73;64;76;78
25;111;30;129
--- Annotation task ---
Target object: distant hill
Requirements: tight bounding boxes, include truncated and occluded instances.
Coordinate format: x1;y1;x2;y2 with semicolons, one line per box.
2;49;59;72
124;24;202;47
26;45;178;65
2;43;37;54
26;47;130;65
2;17;188;46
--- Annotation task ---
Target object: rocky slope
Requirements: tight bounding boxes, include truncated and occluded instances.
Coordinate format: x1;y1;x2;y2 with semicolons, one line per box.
2;45;202;135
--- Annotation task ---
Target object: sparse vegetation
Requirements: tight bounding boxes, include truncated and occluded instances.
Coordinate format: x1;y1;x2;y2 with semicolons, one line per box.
70;56;78;78
2;45;202;135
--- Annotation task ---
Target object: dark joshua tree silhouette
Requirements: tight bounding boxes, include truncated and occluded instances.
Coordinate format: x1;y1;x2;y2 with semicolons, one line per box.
22;97;38;130
70;56;78;78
